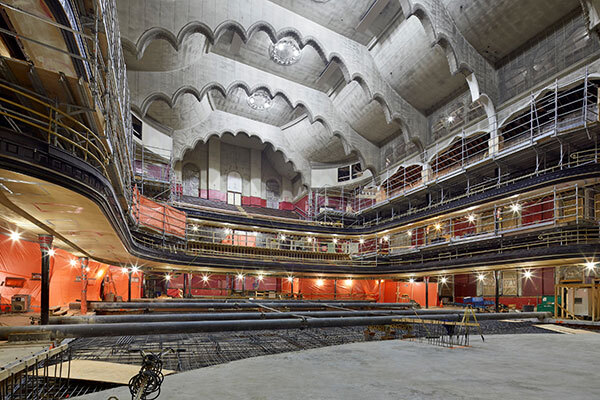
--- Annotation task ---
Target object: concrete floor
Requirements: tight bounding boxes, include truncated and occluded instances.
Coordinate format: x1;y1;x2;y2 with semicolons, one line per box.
76;333;599;400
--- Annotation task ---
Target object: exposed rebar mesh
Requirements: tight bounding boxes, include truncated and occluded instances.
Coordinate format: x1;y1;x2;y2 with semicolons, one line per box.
68;321;553;373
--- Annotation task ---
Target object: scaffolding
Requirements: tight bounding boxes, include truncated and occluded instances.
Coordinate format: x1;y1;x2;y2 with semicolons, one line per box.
0;0;134;205
311;75;600;219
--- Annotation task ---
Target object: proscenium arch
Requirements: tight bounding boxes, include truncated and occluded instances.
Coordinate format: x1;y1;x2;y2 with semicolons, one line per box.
177;130;307;188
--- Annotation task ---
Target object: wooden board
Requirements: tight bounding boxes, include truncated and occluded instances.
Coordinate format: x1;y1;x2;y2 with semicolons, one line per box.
533;324;593;334
38;360;175;384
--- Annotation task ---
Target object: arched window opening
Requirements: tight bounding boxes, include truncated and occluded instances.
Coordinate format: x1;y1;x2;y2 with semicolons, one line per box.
227;171;242;206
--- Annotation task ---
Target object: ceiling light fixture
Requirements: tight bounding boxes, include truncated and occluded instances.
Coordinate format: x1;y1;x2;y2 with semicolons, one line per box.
409;278;415;283
440;276;448;284
47;248;56;257
585;261;596;271
287;276;294;282
9;231;20;241
269;38;302;65
202;275;210;283
247;90;272;110
316;279;324;287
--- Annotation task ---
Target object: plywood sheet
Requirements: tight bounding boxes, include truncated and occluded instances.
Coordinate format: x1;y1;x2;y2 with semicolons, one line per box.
39;359;175;384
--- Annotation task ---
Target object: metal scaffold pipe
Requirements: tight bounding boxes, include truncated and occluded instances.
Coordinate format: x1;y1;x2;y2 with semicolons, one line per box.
49;308;457;325
0;312;550;339
88;301;416;311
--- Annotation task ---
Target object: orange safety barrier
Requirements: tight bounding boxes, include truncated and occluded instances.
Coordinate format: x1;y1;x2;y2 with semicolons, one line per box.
132;186;186;238
0;235;142;310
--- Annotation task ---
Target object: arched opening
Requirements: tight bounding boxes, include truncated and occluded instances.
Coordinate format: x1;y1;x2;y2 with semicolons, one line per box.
431;132;490;177
182;163;199;197
265;179;281;209
227;171;242;206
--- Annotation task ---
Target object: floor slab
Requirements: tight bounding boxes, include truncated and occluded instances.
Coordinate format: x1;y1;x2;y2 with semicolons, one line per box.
75;333;600;400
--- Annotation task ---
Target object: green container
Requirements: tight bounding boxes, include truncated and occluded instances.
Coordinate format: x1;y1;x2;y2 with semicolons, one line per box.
536;295;561;313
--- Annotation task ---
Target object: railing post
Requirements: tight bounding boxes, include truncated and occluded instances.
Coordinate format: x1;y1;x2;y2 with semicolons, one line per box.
461;129;465;169
576;184;579;224
554;78;558;135
584;65;589;127
530;92;534;143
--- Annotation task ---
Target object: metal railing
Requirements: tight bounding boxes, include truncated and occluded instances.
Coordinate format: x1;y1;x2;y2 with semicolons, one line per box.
312;75;599;218
152;181;598;265
0;83;110;175
0;0;133;202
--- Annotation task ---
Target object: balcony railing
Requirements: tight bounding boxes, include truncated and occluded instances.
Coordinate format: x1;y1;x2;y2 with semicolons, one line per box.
132;182;598;266
0;0;133;203
312;74;599;218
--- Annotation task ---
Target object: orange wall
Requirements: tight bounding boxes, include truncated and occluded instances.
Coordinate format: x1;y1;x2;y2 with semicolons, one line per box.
0;235;141;309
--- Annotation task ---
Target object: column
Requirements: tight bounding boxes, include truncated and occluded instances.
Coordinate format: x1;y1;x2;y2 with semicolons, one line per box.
425;276;429;309
495;271;500;312
38;234;53;325
208;138;221;200
250;148;261;206
79;257;89;315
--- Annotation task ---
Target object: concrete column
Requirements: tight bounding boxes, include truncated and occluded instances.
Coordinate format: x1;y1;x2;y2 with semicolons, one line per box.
421;163;433;184
38;235;53;325
282;177;293;203
208;138;221;199
79;257;89;315
250;149;261;201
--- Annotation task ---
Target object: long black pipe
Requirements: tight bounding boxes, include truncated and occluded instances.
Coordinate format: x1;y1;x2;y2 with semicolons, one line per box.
132;299;376;304
49;309;457;325
0;312;550;339
89;301;416;311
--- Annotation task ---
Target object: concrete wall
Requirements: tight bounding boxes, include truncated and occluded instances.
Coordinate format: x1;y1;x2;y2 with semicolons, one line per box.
498;13;600;103
311;165;373;188
181;138;295;209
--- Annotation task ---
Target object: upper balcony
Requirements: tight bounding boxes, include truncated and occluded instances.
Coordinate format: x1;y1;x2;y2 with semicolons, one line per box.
0;0;132;206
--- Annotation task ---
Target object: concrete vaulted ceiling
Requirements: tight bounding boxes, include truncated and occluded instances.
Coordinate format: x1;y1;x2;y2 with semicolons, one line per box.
118;0;585;177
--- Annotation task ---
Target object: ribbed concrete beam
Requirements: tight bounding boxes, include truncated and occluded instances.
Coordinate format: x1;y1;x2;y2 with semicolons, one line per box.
399;0;498;107
116;0;428;146
127;52;381;172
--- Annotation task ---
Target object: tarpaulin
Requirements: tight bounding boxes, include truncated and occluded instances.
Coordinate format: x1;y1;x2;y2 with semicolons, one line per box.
132;186;186;238
282;278;382;301
0;235;141;309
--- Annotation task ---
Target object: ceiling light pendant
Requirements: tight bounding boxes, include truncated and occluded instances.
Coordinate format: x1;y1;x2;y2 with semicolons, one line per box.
269;38;302;65
247;90;272;110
